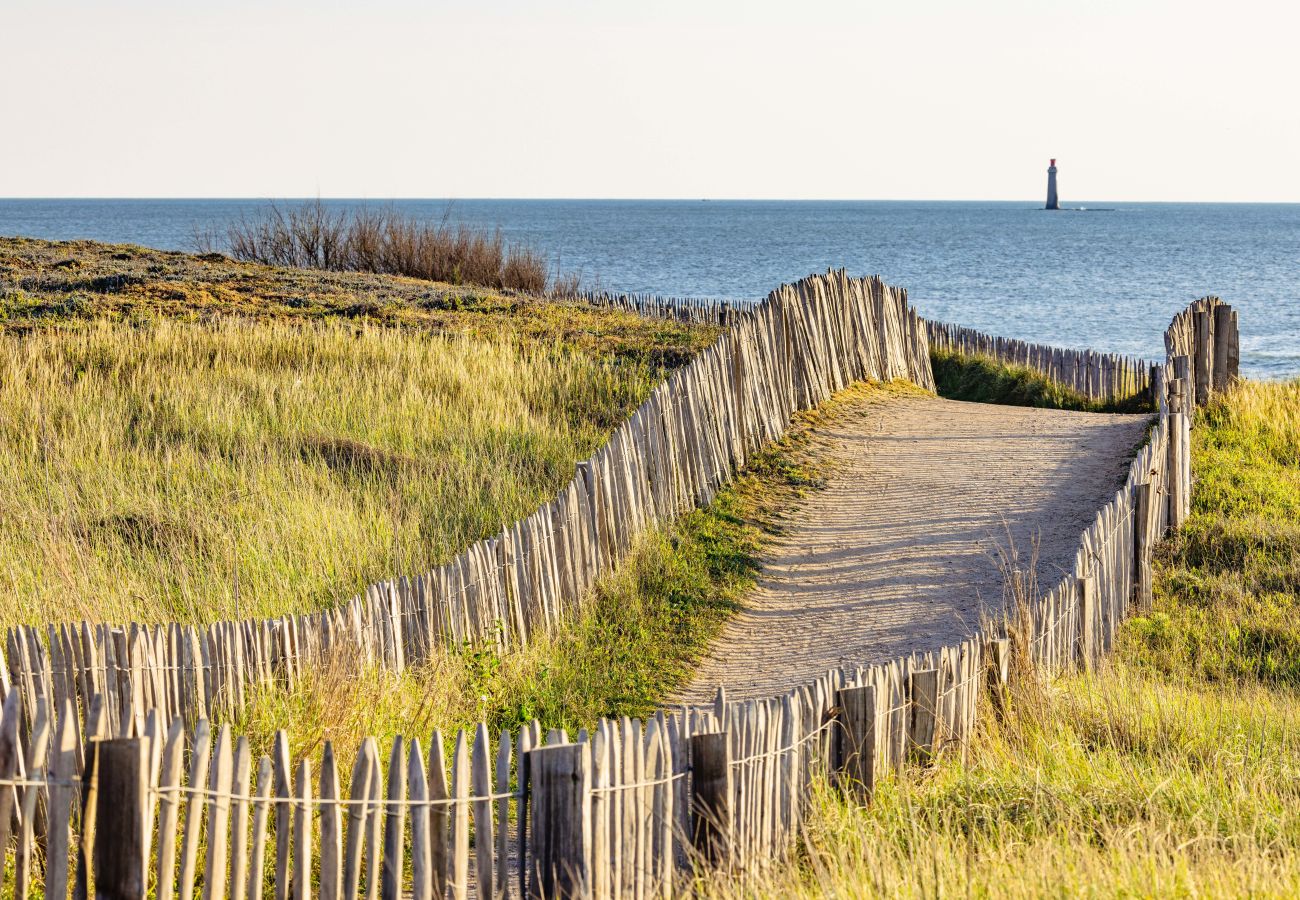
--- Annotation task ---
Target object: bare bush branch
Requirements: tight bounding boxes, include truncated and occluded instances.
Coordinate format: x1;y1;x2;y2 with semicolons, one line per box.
219;201;574;294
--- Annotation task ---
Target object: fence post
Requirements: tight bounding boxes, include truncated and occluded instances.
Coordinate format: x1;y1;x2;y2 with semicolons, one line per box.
983;637;1010;716
1227;309;1240;383
834;684;876;802
689;731;732;870
1133;481;1154;611
0;693;20;858
528;742;592;900
1172;355;1191;417
907;669;938;764
1166;412;1184;531
1167;411;1191;530
1178;411;1192;521
1194;307;1212;405
91;737;149;899
1168;376;1185;420
1078;575;1096;671
1212;305;1233;392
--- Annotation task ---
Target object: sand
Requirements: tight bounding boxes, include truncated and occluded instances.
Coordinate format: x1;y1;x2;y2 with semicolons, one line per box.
673;394;1150;703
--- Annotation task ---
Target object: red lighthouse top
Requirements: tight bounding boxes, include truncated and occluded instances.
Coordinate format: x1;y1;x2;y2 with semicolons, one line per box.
1050;158;1056;166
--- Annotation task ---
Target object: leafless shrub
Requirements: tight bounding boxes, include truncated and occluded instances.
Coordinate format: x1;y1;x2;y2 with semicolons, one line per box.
218;200;571;293
548;269;583;299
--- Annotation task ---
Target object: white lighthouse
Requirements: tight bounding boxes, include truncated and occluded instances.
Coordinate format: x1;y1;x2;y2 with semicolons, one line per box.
1045;159;1060;210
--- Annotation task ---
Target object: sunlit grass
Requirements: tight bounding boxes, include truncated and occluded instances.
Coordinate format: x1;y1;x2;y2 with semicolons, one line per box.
0;317;674;625
1127;380;1300;685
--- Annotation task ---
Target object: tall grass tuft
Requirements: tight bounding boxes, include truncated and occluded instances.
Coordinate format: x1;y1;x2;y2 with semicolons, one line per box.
217;201;559;293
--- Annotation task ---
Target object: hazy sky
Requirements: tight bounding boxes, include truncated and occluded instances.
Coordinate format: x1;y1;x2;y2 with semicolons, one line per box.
3;0;1297;201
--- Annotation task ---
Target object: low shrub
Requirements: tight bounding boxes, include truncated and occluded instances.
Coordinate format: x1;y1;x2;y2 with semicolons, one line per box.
212;200;565;293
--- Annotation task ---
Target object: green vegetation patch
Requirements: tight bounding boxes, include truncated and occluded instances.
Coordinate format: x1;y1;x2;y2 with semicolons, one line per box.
1126;380;1300;684
931;348;1153;413
720;670;1300;898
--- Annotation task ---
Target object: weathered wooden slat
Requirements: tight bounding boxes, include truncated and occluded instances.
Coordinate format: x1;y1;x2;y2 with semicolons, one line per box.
230;737;254;900
472;723;496;899
449;730;470;900
318;742;343;900
0;692;24;881
495;729;513;897
15;700;51;900
426;730;450;900
342;739;374;900
154;717;187;900
364;739;384;900
516;725;534;898
248;756;274;900
46;699;79;900
293;759;313;900
381;737;406;900
177;718;212;900
201;725;234;900
272;730;293;900
408;739;432;900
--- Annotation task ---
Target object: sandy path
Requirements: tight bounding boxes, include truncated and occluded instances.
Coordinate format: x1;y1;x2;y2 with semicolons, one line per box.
673;394;1150;704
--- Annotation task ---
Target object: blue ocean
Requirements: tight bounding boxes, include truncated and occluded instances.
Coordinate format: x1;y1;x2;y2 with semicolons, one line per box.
2;199;1297;377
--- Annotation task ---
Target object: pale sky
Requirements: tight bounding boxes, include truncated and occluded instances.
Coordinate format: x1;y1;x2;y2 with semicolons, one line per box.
3;0;1297;201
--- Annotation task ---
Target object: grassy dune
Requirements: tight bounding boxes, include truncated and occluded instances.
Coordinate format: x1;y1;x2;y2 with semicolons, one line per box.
718;380;1300;898
0;238;713;625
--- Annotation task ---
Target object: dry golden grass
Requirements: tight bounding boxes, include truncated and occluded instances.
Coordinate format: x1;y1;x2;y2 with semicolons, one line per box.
213;201;556;293
0;238;715;627
0;236;712;365
0;314;677;626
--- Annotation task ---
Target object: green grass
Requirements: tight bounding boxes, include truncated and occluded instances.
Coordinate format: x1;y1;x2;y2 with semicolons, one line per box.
227;381;906;763
0;239;713;626
931;349;1153;413
717;379;1300;898
1126;380;1300;685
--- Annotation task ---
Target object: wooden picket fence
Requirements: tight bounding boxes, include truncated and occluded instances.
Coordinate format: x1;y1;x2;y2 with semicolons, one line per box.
926;318;1153;404
584;291;1161;407
577;290;750;327
0;287;1239;899
0;635;982;899
1;271;935;744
